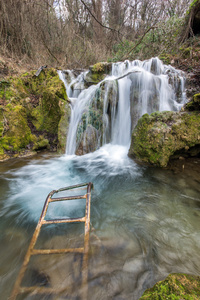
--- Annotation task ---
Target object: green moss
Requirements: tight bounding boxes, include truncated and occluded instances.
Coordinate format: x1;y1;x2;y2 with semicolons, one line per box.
91;62;105;73
85;71;106;85
90;62;112;74
185;94;200;111
140;273;200;300
0;67;70;159
180;47;192;58
129;111;200;167
158;54;172;64
85;62;112;85
57;101;71;152
32;135;49;150
0;107;4;138
0;104;33;152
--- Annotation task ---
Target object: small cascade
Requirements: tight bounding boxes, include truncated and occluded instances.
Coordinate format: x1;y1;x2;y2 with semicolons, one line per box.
112;77;132;147
59;58;187;155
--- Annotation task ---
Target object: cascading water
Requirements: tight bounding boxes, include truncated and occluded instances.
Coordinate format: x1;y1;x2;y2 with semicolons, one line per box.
59;57;186;155
1;59;199;300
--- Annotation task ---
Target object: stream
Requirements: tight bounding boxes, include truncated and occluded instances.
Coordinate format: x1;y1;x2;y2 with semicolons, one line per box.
0;58;200;299
0;146;200;299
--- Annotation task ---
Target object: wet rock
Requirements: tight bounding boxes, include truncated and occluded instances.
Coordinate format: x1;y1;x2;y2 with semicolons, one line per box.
129;111;200;167
76;124;99;155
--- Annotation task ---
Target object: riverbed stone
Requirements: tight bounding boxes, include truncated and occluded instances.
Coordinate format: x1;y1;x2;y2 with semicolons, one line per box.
129;111;200;167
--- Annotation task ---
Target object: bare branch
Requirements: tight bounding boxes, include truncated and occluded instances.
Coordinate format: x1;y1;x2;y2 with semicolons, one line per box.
79;0;123;36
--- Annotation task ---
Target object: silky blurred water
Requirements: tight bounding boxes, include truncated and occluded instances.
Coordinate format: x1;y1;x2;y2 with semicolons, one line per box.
0;146;200;299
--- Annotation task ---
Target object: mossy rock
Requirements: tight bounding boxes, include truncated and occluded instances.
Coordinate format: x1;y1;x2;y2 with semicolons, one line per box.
85;62;112;86
57;101;71;152
89;62;112;74
184;93;200;111
0;104;34;159
0;67;70;160
129;111;200;167
140;273;200;300
32;135;50;151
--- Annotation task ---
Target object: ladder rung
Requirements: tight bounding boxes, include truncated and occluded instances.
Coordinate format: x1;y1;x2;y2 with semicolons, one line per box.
32;247;84;255
50;195;86;202
19;286;67;295
42;217;86;224
56;182;90;193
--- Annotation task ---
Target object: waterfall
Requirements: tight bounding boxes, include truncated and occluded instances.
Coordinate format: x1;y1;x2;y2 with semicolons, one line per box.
59;58;187;155
112;77;132;147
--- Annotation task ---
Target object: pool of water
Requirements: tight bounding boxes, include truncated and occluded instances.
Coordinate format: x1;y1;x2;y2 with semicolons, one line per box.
0;145;200;299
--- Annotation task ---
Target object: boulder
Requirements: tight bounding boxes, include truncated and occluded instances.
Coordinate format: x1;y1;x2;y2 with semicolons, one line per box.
128;111;200;167
76;124;99;155
0;68;70;160
84;62;112;87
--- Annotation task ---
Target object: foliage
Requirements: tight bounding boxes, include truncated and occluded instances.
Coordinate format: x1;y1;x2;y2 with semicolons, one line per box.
111;16;184;62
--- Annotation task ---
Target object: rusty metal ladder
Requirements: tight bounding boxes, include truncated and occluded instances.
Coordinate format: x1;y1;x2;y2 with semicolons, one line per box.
10;182;93;300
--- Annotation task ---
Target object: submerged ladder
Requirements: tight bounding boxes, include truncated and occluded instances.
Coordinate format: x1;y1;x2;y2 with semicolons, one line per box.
10;182;93;300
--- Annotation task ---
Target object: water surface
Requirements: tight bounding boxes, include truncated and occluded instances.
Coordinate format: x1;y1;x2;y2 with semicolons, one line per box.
0;146;200;299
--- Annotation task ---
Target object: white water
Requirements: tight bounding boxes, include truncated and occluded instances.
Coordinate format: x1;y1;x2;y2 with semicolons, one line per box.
112;77;132;146
59;57;187;155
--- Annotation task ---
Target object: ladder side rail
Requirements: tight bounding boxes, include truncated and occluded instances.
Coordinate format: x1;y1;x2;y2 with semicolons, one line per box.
10;191;53;300
82;182;93;299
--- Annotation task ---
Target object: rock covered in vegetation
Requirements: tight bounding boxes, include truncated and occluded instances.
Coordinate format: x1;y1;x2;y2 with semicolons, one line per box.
184;93;200;111
129;111;200;167
84;62;112;87
140;273;200;299
0;68;70;161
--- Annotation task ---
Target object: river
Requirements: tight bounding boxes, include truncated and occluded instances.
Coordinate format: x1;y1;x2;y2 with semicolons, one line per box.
0;146;200;299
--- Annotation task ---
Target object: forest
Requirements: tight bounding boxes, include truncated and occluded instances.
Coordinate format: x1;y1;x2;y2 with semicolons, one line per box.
0;0;199;69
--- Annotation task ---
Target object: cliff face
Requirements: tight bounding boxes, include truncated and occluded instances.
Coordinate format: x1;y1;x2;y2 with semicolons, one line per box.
0;68;70;161
128;96;200;167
